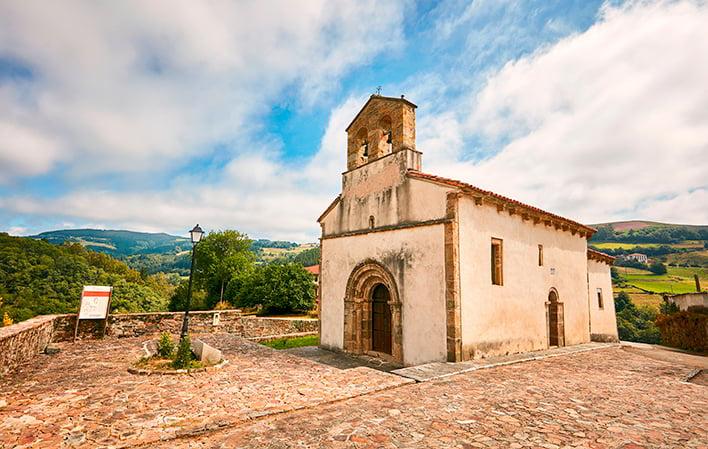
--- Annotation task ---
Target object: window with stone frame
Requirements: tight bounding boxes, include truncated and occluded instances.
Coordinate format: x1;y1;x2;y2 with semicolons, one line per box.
491;238;503;286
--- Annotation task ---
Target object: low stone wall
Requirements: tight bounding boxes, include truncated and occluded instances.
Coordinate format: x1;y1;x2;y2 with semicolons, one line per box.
0;315;58;376
1;311;318;376
52;310;318;340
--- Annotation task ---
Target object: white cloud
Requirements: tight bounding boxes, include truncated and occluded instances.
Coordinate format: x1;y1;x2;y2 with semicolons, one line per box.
0;0;404;181
423;0;708;225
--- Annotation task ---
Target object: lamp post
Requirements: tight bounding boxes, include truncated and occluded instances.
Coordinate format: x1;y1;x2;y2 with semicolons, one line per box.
180;224;204;341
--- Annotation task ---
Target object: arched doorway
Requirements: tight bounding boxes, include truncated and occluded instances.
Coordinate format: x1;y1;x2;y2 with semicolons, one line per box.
371;284;392;354
547;289;565;347
343;260;402;363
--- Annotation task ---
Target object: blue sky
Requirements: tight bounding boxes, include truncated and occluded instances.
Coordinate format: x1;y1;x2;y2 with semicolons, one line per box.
0;0;706;241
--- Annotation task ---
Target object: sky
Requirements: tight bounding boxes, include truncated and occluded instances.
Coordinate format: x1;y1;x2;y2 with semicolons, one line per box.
0;0;707;242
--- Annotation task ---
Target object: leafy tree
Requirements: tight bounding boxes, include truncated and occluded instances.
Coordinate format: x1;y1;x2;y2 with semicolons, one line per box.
235;263;315;314
615;291;632;313
168;280;209;311
194;230;255;307
615;291;660;344
649;262;667;275
0;233;170;321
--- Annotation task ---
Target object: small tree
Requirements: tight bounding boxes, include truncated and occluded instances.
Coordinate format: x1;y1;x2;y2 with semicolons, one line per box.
172;335;194;369
649;262;667;275
156;332;175;358
2;312;13;327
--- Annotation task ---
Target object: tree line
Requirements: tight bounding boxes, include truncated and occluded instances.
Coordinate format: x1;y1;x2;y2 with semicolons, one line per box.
0;233;174;324
592;225;708;244
168;230;317;315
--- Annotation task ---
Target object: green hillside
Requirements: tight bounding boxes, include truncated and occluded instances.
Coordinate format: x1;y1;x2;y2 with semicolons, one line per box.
32;229;192;257
589;221;708;267
30;229;316;275
0;233;174;324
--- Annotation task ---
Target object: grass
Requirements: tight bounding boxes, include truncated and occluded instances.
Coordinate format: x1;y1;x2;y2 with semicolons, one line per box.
618;266;706;295
591;242;660;250
258;243;317;263
261;335;319;350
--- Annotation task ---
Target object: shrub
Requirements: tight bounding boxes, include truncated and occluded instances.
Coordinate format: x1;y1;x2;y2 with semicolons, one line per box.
656;311;707;352
2;312;13;327
214;300;232;310
156;332;175;358
172;335;194;369
649;262;667;275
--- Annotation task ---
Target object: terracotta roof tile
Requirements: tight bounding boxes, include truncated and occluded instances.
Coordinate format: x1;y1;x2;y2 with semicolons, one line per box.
304;265;320;275
407;170;596;238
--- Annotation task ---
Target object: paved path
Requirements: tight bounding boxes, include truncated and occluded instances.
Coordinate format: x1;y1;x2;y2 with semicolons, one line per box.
156;346;706;449
283;346;402;372
391;342;618;382
0;334;410;448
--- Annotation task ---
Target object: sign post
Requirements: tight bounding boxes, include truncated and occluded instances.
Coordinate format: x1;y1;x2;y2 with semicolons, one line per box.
74;286;113;342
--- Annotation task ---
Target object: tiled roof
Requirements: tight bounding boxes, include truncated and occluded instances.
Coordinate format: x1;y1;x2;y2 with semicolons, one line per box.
407;170;596;238
304;265;320;275
587;248;615;265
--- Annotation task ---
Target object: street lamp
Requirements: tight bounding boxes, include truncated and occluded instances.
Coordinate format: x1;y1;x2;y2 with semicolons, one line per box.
180;224;204;341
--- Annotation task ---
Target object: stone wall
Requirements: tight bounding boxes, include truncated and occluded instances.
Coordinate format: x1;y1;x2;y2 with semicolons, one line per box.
0;315;58;376
52;310;318;341
1;311;318;376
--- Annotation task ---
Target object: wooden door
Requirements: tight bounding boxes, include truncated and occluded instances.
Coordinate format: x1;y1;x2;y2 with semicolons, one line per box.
371;284;392;354
548;290;564;347
548;301;559;346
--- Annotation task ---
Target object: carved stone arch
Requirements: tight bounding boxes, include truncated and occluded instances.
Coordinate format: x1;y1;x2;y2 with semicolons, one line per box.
546;288;565;347
343;259;403;363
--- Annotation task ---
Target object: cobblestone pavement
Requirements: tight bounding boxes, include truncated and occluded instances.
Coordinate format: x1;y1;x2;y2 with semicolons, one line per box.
283;346;402;372
0;334;411;448
158;347;706;449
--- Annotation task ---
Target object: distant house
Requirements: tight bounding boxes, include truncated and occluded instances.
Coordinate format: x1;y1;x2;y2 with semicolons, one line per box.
625;253;648;263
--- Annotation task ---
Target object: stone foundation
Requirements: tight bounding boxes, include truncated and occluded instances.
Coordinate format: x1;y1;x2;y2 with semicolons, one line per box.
1;310;318;377
591;333;620;343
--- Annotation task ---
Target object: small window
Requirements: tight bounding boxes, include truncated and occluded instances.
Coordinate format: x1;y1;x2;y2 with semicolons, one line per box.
597;288;603;309
369;215;375;229
538;244;544;266
362;140;369;157
491;238;503;285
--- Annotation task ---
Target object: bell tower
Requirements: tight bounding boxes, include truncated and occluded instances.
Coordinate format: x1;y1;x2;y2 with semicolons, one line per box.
345;95;418;171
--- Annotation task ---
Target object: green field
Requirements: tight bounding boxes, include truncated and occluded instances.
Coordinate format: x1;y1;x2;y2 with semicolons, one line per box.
619;266;706;295
591;242;660;250
258;243;317;263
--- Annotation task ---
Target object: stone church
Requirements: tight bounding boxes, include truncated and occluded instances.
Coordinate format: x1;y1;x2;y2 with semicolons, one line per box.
317;95;618;367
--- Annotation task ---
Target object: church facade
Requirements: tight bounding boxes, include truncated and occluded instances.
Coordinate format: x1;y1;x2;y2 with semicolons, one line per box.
317;95;618;367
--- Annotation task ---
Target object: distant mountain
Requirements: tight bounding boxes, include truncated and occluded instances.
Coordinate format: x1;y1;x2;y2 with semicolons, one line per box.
29;229;307;275
590;220;708;232
31;229;191;257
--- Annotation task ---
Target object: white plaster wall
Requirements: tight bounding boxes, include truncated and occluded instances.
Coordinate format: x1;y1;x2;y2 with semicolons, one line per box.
320;151;447;236
587;259;618;338
457;196;591;358
320;224;448;366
